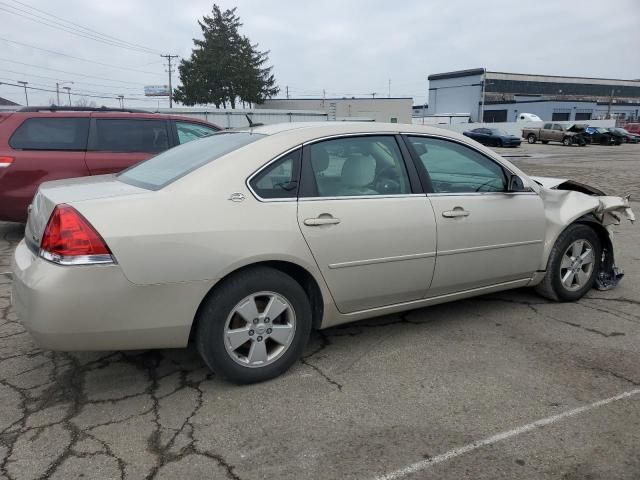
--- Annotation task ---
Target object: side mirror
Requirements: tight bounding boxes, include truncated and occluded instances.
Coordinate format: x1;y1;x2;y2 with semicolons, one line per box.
412;143;427;156
507;174;526;192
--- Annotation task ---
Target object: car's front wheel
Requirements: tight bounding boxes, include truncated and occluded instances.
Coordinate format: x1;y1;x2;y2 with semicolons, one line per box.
527;134;537;144
535;224;601;302
196;267;312;384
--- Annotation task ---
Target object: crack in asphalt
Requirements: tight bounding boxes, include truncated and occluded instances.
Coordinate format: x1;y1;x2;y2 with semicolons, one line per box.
300;330;343;391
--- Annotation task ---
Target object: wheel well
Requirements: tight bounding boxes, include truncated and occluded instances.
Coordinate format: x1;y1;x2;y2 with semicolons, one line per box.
573;215;614;270
188;261;325;342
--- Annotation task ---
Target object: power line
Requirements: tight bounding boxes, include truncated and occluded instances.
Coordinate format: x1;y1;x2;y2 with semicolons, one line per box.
0;68;145;91
0;2;161;55
7;0;162;54
0;80;159;102
0;37;165;77
0;57;148;86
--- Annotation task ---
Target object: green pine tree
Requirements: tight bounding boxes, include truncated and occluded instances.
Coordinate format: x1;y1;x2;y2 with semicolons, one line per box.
173;5;279;108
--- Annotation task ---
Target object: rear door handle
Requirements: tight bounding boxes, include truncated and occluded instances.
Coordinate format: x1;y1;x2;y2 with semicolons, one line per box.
304;216;341;226
442;208;470;218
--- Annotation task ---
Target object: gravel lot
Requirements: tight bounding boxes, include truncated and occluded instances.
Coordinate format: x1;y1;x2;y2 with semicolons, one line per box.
1;142;639;480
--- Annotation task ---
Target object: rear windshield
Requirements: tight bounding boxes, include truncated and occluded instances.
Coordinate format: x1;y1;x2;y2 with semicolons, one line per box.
118;132;265;190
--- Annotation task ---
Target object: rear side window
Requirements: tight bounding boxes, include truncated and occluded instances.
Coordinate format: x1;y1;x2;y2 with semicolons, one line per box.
249;149;301;199
9;117;89;151
176;121;219;144
118;132;265;190
91;119;169;153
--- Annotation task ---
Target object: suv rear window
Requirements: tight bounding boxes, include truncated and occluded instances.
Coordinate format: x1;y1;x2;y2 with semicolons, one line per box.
118;132;264;190
9;117;89;151
91;119;169;153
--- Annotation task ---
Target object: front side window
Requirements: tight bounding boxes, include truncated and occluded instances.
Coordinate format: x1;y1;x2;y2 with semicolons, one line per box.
543;123;552;129
91;119;169;153
176;121;220;144
406;136;506;193
552;124;563;131
250;149;301;199
307;136;411;197
119;132;264;190
9;117;89;151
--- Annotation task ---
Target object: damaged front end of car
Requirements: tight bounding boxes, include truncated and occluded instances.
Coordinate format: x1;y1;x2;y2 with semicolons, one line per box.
530;176;635;291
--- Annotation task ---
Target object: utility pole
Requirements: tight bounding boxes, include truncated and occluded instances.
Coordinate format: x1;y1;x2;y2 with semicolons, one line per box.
161;54;178;108
118;95;124;109
286;86;289;99
56;82;60;105
388;78;391;98
607;88;616;119
63;86;71;106
17;81;28;106
371;92;377;99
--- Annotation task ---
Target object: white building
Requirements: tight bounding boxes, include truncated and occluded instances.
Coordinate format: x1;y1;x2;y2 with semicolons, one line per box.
256;97;413;124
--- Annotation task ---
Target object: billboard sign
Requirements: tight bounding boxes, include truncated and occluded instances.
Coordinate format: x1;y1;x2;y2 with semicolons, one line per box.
144;85;170;97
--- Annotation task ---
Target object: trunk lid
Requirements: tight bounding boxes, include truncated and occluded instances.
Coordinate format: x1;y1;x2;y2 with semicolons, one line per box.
25;174;147;252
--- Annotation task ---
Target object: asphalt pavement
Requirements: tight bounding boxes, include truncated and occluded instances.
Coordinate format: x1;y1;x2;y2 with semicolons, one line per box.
1;142;639;480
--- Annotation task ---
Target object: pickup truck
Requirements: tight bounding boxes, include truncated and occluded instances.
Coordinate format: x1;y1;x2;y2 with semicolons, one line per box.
522;123;587;146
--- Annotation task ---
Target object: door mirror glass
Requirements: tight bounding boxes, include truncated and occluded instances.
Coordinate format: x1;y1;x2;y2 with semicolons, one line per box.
507;174;526;192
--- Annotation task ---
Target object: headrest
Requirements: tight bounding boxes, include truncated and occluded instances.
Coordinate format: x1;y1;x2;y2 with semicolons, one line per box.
341;155;375;187
311;147;330;172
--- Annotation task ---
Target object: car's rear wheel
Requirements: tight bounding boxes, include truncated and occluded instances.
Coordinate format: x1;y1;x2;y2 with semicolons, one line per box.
196;267;312;384
535;224;601;302
527;134;537;144
495;139;503;147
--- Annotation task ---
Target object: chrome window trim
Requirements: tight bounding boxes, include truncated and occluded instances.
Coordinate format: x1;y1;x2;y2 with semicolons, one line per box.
301;131;399;146
245;145;302;203
427;191;538;197
299;194;425;202
400;131;536;193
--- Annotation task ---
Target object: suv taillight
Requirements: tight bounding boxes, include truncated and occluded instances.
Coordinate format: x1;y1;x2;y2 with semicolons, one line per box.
0;156;13;168
40;204;114;265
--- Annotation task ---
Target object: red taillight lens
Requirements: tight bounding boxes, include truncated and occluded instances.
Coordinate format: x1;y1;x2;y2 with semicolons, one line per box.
40;204;112;262
0;156;13;168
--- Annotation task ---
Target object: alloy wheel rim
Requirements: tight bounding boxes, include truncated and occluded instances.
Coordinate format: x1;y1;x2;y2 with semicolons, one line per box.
560;239;595;291
223;291;296;368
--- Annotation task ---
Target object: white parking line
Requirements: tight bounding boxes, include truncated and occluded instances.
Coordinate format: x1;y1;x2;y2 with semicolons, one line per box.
373;388;640;480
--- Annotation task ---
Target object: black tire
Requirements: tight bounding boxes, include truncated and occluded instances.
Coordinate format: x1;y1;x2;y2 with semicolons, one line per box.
495;139;503;147
541;140;549;144
562;136;572;146
535;224;601;302
196;267;312;384
527;134;537;144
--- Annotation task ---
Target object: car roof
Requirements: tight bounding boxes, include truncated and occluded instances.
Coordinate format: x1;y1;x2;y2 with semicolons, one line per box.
232;121;468;140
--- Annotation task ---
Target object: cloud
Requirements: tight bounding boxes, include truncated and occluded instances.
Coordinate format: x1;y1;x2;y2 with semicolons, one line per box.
1;0;638;107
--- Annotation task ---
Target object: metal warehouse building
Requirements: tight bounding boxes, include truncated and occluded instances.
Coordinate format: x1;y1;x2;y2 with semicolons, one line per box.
427;68;640;123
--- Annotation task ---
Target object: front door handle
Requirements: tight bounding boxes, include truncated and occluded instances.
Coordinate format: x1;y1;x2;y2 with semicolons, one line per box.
304;216;341;226
442;207;470;218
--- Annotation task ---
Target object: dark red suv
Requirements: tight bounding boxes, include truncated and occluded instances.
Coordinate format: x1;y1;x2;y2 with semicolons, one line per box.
0;107;220;222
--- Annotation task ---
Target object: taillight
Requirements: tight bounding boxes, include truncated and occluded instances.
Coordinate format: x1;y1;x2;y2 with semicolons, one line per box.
0;156;13;168
39;204;114;265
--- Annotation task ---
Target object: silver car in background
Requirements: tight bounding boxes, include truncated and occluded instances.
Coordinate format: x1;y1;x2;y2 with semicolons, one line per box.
12;122;635;383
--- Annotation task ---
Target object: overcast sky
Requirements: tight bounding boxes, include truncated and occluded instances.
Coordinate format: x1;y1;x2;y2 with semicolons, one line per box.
1;0;639;108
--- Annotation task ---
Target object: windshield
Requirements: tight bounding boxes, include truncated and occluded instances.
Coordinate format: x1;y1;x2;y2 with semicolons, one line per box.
118;132;265;190
490;129;509;136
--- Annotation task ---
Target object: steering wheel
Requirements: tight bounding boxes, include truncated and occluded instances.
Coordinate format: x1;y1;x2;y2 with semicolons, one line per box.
372;166;402;194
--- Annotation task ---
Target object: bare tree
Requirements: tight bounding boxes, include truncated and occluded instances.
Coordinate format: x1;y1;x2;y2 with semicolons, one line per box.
74;97;97;108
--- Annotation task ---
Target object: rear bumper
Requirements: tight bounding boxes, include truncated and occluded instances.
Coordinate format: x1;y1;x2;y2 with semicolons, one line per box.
11;240;214;351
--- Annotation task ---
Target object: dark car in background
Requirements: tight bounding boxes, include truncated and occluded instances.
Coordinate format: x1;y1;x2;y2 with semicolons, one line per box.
0;106;221;222
463;127;521;147
585;127;622;145
608;127;640;144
